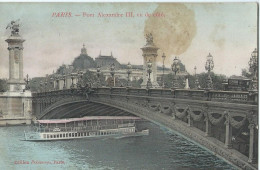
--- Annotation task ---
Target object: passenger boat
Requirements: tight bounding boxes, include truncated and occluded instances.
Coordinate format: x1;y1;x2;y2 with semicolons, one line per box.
23;116;149;141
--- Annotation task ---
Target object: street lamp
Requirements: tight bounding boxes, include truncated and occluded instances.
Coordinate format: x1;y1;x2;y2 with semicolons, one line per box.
96;66;101;87
162;53;166;88
171;56;180;89
49;77;54;91
24;74;30;90
205;53;214;90
249;48;258;91
44;79;48;92
194;66;200;89
147;60;152;89
110;63;115;87
127;62;132;87
40;81;43;93
62;75;66;89
70;73;77;89
55;76;59;90
77;71;84;89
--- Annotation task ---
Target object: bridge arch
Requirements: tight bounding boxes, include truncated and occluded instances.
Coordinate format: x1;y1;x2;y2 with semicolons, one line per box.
39;101;136;119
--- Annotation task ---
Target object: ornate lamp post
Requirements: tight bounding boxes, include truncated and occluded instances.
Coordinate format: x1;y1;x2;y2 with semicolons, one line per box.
40;81;43;93
147;60;153;89
44;79;48;92
24;74;30;90
194;66;200;89
162;53;166;88
205;53;214;90
62;75;66;89
249;48;258;91
127;62;132;87
49;77;54;91
55;76;59;90
96;66;101;87
77;71;84;88
70;73;77;89
171;56;180;89
110;63;115;87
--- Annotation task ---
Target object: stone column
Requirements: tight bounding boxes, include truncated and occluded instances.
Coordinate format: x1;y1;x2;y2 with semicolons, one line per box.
6;35;26;92
224;114;232;148
248;123;257;163
140;34;159;88
187;113;193;127
204;115;212;137
19;47;24;81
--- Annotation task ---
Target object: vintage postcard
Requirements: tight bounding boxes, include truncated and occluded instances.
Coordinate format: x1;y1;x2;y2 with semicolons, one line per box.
0;2;258;170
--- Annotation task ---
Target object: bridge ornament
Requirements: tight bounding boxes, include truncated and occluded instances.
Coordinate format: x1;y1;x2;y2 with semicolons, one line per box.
160;104;172;115
247;110;258;126
208;112;225;125
229;114;247;129
173;105;189;119
148;102;161;112
188;107;204;121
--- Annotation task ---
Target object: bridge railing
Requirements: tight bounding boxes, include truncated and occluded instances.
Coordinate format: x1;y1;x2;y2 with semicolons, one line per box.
32;87;257;105
92;87;257;104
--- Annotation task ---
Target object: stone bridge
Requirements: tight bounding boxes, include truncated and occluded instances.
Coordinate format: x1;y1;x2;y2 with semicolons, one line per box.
32;87;258;170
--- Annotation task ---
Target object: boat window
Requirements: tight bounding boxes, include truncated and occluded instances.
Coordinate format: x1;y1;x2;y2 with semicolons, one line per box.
47;135;49;138
69;133;71;137
60;134;62;138
72;133;74;137
75;133;77;137
43;134;46;138
66;133;68;137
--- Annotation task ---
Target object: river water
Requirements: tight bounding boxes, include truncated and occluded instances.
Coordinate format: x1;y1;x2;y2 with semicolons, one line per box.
0;121;235;170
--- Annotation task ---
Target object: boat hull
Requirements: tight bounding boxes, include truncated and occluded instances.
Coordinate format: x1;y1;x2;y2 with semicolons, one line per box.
23;129;149;142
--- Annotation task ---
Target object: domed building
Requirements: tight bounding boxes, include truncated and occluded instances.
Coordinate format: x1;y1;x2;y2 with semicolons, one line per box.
72;44;96;71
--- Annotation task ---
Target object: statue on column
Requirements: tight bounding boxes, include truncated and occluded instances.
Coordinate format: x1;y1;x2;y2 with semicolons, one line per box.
6;19;20;36
145;33;154;45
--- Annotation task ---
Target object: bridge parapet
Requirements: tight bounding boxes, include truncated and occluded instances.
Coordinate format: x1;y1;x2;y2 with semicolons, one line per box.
92;87;257;104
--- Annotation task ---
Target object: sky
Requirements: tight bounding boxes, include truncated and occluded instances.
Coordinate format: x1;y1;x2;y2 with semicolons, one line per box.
0;2;257;78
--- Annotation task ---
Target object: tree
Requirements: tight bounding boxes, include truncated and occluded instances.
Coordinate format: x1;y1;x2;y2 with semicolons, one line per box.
241;68;252;78
82;70;106;87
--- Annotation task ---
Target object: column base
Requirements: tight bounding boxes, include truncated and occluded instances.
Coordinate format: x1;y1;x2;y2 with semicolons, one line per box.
225;144;232;149
248;158;257;164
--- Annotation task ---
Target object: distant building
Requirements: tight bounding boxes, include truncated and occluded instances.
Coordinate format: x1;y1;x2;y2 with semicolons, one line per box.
72;44;96;71
95;51;121;69
45;44;188;89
